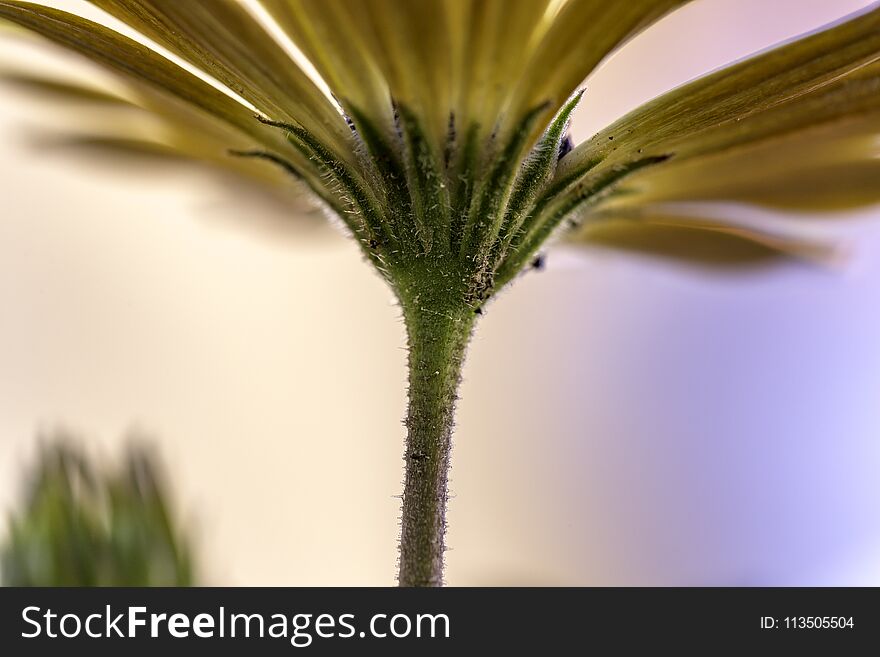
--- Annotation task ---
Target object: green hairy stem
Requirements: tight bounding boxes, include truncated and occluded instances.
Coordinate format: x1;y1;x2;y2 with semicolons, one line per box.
398;306;474;587
395;264;476;587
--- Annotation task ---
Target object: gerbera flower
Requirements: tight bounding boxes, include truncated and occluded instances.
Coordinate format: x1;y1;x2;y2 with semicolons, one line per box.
1;0;878;586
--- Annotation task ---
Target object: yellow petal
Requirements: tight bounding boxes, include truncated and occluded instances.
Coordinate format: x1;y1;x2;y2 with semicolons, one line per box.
259;0;394;134
504;1;690;145
558;5;880;182
573;209;838;269
605;116;880;212
87;0;353;163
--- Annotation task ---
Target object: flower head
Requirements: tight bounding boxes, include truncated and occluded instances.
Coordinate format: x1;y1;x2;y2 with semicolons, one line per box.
1;1;879;306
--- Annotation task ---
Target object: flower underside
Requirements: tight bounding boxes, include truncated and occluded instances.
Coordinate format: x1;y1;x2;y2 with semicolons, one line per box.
0;0;878;296
235;90;671;311
2;0;880;590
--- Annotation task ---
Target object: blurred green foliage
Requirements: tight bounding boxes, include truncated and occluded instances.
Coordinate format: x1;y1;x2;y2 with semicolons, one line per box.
1;438;194;586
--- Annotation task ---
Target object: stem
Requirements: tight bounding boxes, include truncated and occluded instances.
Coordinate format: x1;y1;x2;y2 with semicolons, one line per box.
397;297;475;587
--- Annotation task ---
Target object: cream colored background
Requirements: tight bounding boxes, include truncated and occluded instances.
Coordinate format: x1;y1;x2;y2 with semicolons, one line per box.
1;0;879;585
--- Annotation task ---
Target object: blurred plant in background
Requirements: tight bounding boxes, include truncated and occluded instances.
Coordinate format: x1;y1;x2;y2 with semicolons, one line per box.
1;436;194;586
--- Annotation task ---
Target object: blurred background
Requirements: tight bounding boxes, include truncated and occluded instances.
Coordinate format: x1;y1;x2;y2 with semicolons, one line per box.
1;0;879;585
